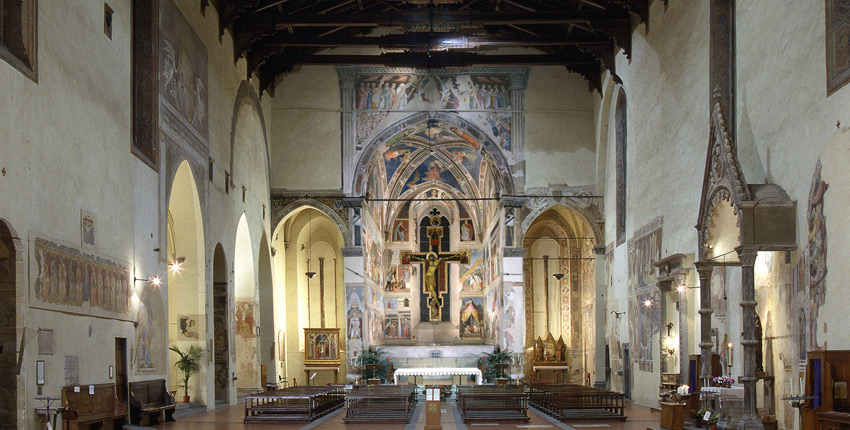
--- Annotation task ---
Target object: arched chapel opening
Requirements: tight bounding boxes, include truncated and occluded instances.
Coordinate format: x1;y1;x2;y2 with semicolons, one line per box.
166;160;208;405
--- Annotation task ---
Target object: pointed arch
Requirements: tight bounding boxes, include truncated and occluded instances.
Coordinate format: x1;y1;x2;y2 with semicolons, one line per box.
352;111;516;197
271;198;350;249
521;199;603;245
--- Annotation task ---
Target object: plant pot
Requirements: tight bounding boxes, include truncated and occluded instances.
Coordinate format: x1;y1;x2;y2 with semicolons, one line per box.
183;395;190;403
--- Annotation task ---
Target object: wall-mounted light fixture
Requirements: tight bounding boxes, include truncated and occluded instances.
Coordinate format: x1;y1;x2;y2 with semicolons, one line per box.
134;275;161;286
168;256;185;274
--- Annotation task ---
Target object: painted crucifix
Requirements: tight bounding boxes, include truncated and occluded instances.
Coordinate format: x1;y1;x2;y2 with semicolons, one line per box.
401;208;469;322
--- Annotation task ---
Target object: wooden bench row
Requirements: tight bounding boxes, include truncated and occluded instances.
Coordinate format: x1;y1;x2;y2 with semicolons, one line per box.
456;385;531;423
343;385;418;423
244;386;346;423
62;379;176;429
527;383;627;421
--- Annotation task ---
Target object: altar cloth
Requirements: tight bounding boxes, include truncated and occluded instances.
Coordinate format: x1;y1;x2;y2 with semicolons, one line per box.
393;367;483;385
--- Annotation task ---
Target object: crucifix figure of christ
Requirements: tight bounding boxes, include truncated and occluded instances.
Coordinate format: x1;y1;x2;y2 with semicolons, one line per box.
401;208;469;321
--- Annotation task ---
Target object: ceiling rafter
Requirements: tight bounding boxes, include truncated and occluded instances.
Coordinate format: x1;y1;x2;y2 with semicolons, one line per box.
208;0;648;94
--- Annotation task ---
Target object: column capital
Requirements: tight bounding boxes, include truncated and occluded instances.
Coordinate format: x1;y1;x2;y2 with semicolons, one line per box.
593;246;606;255
694;260;715;278
735;246;759;267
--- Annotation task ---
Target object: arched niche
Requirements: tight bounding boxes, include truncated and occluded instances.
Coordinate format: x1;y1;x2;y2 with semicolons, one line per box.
233;214;259;391
230;81;270;185
257;233;276;385
521;204;599;379
274;206;345;386
701;188;740;265
166;160;208;405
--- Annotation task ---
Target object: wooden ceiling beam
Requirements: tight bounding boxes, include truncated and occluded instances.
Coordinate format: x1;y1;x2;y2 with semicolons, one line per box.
260;51;600;68
234;9;629;30
253;33;613;49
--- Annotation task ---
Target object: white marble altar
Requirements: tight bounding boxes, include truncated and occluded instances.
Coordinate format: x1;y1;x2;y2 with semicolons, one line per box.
393;367;483;385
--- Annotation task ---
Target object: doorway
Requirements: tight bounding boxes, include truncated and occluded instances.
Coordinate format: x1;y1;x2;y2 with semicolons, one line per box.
0;220;18;430
115;338;127;403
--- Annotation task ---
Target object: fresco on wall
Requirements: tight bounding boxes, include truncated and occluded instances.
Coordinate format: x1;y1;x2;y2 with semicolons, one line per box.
502;285;522;353
480;113;512;151
460;297;483;339
159;0;208;141
134;283;166;373
362;219;383;286
384;144;417;180
627;218;662;373
806;160;828;351
400;156;462;195
355;73;511;111
31;235;132;321
176;314;200;340
485;224;502;286
235;300;257;338
484;284;500;341
711;266;728;317
459;248;484;293
384;313;412;339
347;287;364;361
367;287;385;343
826;0;850;94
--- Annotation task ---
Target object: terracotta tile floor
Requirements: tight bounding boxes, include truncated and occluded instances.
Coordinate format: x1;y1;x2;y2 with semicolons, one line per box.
149;400;661;430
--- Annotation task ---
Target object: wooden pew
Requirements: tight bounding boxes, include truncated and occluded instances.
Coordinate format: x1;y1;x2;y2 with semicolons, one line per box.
343;385;417;423
62;383;127;430
129;379;176;425
457;385;530;423
244;386;346;423
527;383;627;421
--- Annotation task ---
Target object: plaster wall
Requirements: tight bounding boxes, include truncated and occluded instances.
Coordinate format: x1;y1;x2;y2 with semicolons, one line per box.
270;66;342;191
597;0;709;407
524;66;596;189
0;0;273;425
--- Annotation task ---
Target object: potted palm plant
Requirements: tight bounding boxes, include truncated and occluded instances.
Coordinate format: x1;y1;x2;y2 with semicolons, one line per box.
170;345;204;403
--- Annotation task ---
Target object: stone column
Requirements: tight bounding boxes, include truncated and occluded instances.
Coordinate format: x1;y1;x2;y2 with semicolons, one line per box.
694;261;715;409
594;246;607;389
736;247;764;430
336;68;357;194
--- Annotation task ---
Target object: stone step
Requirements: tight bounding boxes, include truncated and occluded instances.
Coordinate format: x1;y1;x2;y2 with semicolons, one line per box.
174;401;208;419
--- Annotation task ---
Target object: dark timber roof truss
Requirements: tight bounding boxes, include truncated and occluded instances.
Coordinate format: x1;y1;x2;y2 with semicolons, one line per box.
202;0;650;93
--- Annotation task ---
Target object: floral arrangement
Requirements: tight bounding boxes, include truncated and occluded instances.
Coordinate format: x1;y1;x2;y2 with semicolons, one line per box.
425;384;453;399
712;376;736;386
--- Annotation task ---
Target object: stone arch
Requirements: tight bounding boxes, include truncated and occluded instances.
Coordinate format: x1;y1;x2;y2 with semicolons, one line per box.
521;199;603;245
0;218;24;430
271;198;350;249
352;111;517;196
166;160;208;405
229;81;270;184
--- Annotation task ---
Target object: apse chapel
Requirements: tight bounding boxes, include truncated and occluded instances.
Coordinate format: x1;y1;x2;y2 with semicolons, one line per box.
1;0;849;429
